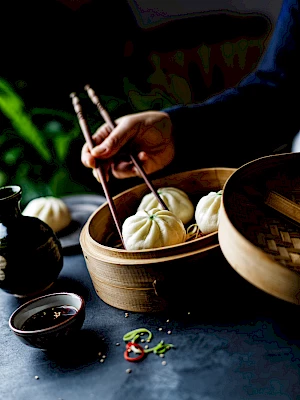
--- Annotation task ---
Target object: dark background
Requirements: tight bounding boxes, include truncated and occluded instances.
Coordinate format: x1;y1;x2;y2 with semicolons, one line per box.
0;0;272;196
0;0;137;110
0;0;271;108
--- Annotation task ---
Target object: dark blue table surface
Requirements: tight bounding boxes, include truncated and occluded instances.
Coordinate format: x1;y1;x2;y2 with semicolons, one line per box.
1;248;300;400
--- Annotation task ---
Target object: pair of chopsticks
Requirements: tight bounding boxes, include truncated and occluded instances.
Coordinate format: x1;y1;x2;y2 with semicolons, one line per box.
70;85;168;249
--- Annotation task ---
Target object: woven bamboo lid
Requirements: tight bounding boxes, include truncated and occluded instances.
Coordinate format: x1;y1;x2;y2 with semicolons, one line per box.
219;152;300;305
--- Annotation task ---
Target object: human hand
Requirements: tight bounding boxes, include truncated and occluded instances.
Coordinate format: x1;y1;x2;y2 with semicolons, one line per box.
81;110;174;180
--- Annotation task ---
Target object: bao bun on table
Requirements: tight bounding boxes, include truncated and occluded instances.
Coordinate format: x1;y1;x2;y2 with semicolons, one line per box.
23;196;72;233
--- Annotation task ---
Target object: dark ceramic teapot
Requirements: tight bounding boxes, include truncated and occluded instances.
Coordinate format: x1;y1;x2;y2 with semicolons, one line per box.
0;185;63;297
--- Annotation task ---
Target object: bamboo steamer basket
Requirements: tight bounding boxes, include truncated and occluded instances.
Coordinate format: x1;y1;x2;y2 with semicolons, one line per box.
80;168;235;312
219;152;300;305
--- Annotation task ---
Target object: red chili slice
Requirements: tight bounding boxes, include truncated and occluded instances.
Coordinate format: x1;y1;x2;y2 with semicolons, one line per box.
124;342;145;362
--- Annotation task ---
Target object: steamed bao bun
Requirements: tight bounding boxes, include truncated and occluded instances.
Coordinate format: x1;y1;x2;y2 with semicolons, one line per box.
22;196;72;233
122;207;186;250
137;187;194;225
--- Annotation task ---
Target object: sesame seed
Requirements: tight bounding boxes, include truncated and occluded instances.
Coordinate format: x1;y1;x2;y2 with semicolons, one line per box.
158;327;162;331
146;339;151;343
34;376;39;380
126;369;132;374
116;343;120;346
144;345;149;349
166;319;170;323
162;361;167;366
102;355;106;359
100;359;104;363
98;352;102;356
159;354;165;358
187;312;191;315
141;339;145;343
167;330;172;335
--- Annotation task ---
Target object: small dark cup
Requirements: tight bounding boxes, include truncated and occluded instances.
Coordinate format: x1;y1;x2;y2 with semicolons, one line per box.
9;292;85;351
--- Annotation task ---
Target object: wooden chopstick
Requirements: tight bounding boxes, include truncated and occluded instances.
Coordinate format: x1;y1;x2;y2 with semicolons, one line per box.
84;84;169;211
70;92;126;249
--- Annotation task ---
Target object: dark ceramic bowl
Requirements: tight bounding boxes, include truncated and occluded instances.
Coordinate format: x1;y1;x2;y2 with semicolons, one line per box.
9;292;85;350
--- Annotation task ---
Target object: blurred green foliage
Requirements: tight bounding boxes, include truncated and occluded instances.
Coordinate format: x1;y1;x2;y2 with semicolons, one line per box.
0;78;83;205
0;79;126;206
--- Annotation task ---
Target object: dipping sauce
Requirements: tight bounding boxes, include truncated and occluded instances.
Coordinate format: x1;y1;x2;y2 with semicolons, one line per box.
21;305;77;331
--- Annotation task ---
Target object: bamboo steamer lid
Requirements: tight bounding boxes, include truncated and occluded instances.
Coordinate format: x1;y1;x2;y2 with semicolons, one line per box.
219;152;300;305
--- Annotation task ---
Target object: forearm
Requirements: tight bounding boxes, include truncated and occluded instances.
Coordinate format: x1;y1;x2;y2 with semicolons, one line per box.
165;84;298;169
163;0;300;170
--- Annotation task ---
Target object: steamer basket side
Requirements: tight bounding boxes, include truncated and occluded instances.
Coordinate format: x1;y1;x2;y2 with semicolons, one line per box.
218;153;300;305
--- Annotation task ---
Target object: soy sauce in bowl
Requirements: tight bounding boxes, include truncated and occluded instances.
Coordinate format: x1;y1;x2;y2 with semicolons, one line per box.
9;292;85;350
21;305;78;331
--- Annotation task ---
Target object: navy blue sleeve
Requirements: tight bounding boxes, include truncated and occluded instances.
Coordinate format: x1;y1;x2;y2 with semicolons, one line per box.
163;0;300;170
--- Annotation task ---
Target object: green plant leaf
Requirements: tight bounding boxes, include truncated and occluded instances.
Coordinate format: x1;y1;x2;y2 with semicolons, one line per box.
48;167;90;197
0;170;8;187
2;146;23;166
0;79;51;161
30;107;80;162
